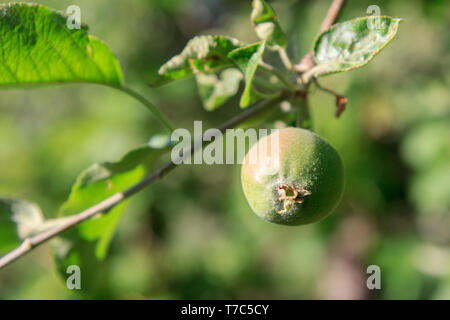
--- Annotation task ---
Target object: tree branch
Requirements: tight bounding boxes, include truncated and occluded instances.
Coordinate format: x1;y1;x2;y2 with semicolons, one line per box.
0;94;287;270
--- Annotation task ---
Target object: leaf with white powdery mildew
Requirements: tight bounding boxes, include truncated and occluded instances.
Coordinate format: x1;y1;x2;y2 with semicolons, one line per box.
151;35;243;86
309;16;402;79
196;68;243;111
0;3;122;87
251;0;287;48
228;41;266;108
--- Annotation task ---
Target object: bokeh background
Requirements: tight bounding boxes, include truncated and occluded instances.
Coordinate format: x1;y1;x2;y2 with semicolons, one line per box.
0;0;449;299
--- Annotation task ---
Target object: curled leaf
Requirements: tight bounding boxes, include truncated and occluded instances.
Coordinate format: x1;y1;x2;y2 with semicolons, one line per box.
251;0;287;48
196;69;243;111
151;35;243;86
228;41;266;108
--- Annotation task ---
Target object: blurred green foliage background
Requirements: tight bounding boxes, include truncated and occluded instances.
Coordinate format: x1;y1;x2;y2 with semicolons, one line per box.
0;0;449;299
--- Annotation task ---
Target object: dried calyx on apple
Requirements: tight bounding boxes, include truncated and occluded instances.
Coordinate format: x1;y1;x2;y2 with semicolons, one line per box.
241;127;344;226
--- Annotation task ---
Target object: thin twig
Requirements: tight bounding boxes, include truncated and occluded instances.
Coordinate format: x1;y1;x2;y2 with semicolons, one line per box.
313;78;341;96
319;0;347;32
278;47;293;71
313;79;347;118
295;0;346;74
0;94;287;270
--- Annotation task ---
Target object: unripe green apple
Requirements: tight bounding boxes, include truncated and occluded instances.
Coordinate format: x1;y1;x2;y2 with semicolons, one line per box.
241;127;344;225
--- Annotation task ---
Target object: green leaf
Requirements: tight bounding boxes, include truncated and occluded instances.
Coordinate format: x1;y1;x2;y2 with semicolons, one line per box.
151;35;243;86
51;138;172;286
195;68;243;111
310;16;402;78
251;0;287;48
0;3;122;88
228;41;266;108
0;197;44;255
